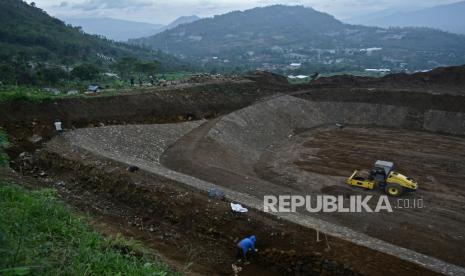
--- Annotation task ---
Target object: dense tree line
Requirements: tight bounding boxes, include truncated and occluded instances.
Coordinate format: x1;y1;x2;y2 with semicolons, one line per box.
0;0;193;86
0;54;160;86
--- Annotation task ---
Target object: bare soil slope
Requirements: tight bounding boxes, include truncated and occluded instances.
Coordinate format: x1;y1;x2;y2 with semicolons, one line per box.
310;65;465;95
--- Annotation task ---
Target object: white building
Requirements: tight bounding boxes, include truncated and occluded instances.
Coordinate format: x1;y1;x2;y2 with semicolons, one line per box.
289;63;302;69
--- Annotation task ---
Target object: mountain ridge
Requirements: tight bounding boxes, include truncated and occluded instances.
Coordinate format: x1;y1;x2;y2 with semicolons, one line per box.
64;15;201;41
347;1;465;35
131;5;465;73
164;15;201;30
64;17;164;41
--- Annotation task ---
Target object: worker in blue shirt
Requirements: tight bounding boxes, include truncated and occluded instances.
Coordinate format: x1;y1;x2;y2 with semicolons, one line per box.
236;235;258;262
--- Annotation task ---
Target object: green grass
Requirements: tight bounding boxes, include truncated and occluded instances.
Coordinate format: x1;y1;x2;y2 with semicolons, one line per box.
155;72;193;81
0;183;174;275
0;129;9;166
0;87;56;103
0;72;195;103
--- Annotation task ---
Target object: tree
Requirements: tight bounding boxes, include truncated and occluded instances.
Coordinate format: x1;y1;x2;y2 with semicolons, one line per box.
36;65;69;85
134;61;157;75
112;57;138;79
71;64;100;81
112;58;158;79
0;64;16;85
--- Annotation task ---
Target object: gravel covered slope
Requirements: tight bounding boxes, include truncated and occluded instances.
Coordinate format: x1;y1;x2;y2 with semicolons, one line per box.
65;121;205;165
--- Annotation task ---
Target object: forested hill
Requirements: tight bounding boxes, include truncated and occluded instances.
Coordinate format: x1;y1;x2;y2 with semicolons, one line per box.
0;0;189;71
132;5;465;73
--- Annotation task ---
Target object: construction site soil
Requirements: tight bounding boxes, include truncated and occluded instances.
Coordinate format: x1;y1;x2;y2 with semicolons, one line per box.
309;65;465;95
2;69;465;275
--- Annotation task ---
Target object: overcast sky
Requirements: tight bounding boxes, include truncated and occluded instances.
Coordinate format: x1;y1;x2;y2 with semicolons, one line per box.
33;0;460;24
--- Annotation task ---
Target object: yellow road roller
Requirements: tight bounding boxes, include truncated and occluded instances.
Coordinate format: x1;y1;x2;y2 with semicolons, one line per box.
347;160;418;197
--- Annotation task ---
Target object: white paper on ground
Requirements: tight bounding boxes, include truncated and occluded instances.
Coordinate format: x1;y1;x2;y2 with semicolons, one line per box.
230;203;248;213
54;122;62;131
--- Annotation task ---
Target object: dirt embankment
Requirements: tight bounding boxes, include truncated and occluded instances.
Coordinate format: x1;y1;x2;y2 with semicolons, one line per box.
0;79;289;159
295;88;465;113
308;65;465;95
166;93;465;190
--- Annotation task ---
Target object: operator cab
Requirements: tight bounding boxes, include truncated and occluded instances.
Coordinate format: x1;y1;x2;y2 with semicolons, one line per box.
370;160;394;183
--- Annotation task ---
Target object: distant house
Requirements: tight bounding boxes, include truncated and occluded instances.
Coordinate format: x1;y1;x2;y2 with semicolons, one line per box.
360;47;382;56
288;75;309;79
103;72;119;78
289;63;302;69
365;68;391;73
87;85;101;93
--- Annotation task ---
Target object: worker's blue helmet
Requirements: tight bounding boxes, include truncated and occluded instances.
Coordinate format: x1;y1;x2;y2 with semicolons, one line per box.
249;235;256;243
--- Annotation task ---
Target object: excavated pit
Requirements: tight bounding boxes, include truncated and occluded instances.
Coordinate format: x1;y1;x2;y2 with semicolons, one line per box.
36;91;465;275
257;125;465;265
160;94;465;273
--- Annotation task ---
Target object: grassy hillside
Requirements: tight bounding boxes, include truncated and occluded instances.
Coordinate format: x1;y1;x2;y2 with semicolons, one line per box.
0;183;174;275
